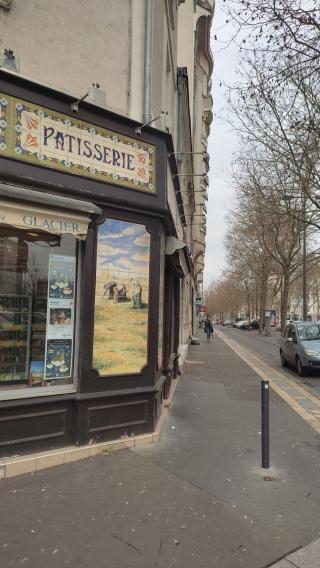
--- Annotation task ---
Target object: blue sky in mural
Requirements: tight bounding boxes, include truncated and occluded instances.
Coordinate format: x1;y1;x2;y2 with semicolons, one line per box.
97;219;150;275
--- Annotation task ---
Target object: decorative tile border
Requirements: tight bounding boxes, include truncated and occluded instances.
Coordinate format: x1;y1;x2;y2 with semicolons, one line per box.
0;93;156;193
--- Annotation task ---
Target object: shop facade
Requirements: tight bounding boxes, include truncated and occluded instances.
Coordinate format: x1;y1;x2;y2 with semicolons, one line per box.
0;71;180;457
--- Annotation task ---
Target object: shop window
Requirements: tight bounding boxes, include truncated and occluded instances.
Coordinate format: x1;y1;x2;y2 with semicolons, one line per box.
0;227;77;392
93;218;150;375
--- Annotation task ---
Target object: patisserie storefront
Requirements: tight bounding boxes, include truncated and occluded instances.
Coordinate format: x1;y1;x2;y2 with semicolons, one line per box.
0;70;172;457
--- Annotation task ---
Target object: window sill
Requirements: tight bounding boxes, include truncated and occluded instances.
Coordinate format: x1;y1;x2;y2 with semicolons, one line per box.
0;384;77;401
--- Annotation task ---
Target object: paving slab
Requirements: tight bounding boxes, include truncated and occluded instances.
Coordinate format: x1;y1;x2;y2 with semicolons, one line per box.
284;538;320;567
0;449;299;568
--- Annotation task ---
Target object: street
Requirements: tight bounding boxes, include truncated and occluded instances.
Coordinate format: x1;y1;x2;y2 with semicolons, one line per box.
219;326;320;399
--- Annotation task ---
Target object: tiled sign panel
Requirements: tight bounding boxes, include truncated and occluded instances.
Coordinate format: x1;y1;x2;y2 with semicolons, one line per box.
0;94;156;193
93;219;150;376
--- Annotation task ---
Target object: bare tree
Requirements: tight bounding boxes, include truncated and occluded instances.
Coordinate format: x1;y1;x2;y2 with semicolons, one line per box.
206;274;246;321
221;0;320;81
226;156;320;331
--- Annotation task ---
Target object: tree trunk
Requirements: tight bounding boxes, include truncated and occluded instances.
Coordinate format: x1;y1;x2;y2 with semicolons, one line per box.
281;271;290;334
259;278;268;334
246;286;251;323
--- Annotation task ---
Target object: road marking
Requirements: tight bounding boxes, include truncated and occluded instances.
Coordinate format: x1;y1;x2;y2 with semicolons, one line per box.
216;329;320;435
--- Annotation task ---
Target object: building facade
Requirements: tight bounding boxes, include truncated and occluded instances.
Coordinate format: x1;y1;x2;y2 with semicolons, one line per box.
0;0;213;456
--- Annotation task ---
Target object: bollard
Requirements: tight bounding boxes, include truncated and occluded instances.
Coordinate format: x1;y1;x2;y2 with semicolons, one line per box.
261;380;270;469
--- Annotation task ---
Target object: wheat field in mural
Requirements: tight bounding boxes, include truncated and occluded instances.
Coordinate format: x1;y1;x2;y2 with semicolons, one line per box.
93;219;150;375
94;274;149;374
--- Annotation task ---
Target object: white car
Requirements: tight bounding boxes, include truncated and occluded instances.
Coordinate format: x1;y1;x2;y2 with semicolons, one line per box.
234;319;250;329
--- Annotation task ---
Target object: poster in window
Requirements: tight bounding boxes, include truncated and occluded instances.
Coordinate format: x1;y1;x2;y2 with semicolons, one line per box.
45;254;75;379
48;255;75;299
47;299;74;340
93;219;150;375
29;360;44;384
45;339;72;379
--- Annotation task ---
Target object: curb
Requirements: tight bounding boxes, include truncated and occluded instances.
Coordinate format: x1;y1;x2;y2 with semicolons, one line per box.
0;377;179;480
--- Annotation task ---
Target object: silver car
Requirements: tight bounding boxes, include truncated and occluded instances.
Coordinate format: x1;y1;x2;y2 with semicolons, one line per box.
280;322;320;376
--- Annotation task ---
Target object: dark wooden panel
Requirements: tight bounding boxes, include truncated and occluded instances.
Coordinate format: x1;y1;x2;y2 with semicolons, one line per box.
0;402;75;456
77;393;155;445
88;399;148;434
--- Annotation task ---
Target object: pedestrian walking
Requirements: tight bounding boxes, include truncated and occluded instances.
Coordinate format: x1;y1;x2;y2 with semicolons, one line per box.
203;315;214;342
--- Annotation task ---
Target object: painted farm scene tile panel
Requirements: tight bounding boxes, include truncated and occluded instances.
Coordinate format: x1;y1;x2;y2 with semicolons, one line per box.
93;219;150;375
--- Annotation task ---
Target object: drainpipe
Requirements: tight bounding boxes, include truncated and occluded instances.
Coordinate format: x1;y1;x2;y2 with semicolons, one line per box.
143;0;154;123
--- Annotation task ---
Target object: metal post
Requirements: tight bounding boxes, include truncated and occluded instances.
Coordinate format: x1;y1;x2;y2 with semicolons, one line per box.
302;194;307;321
261;380;270;469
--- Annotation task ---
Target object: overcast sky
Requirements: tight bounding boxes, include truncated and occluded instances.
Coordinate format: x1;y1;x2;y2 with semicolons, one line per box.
203;1;239;288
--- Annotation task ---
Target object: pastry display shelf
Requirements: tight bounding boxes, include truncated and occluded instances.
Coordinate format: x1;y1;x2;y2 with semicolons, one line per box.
0;294;32;385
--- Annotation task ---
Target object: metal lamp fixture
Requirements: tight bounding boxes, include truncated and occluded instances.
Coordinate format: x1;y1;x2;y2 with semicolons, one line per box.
165;236;186;255
0;48;20;72
169;151;210;159
135;111;171;136
0;0;12;11
71;83;106;112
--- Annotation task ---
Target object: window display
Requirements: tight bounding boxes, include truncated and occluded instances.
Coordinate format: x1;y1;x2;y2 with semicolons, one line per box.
0;294;32;385
0;228;77;392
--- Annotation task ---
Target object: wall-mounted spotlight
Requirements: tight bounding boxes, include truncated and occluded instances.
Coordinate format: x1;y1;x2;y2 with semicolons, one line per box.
165;236;186;255
0;48;20;72
71;83;105;112
71;92;89;113
173;173;207;178
0;0;12;12
135;111;170;136
169;151;210;159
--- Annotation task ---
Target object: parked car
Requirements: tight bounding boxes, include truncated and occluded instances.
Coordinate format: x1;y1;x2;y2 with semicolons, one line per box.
280;321;320;376
250;319;260;330
233;318;244;328
234;319;250;330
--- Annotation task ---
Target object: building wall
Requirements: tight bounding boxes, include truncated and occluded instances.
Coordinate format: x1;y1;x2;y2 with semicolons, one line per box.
177;1;214;295
0;0;132;116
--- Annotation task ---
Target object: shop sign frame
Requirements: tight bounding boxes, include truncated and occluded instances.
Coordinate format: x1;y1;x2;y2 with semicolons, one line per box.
0;93;156;194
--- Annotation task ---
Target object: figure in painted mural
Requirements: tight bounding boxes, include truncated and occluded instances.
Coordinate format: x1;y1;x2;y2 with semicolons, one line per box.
131;278;142;308
103;281;117;299
114;283;128;303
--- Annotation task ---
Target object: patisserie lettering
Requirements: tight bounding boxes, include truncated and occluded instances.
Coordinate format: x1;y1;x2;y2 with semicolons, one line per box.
43;126;135;171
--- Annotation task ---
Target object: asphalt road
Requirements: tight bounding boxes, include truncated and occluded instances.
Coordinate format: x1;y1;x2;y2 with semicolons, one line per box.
219;326;320;399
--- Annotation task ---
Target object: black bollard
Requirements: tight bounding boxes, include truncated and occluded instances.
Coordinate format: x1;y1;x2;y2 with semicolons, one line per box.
261;380;270;469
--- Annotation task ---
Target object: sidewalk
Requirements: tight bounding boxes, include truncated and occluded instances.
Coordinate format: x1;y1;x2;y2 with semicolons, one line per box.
1;334;320;567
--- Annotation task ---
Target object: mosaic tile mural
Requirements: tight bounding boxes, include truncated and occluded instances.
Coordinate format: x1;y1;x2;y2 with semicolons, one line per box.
0;93;155;193
93;219;150;375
